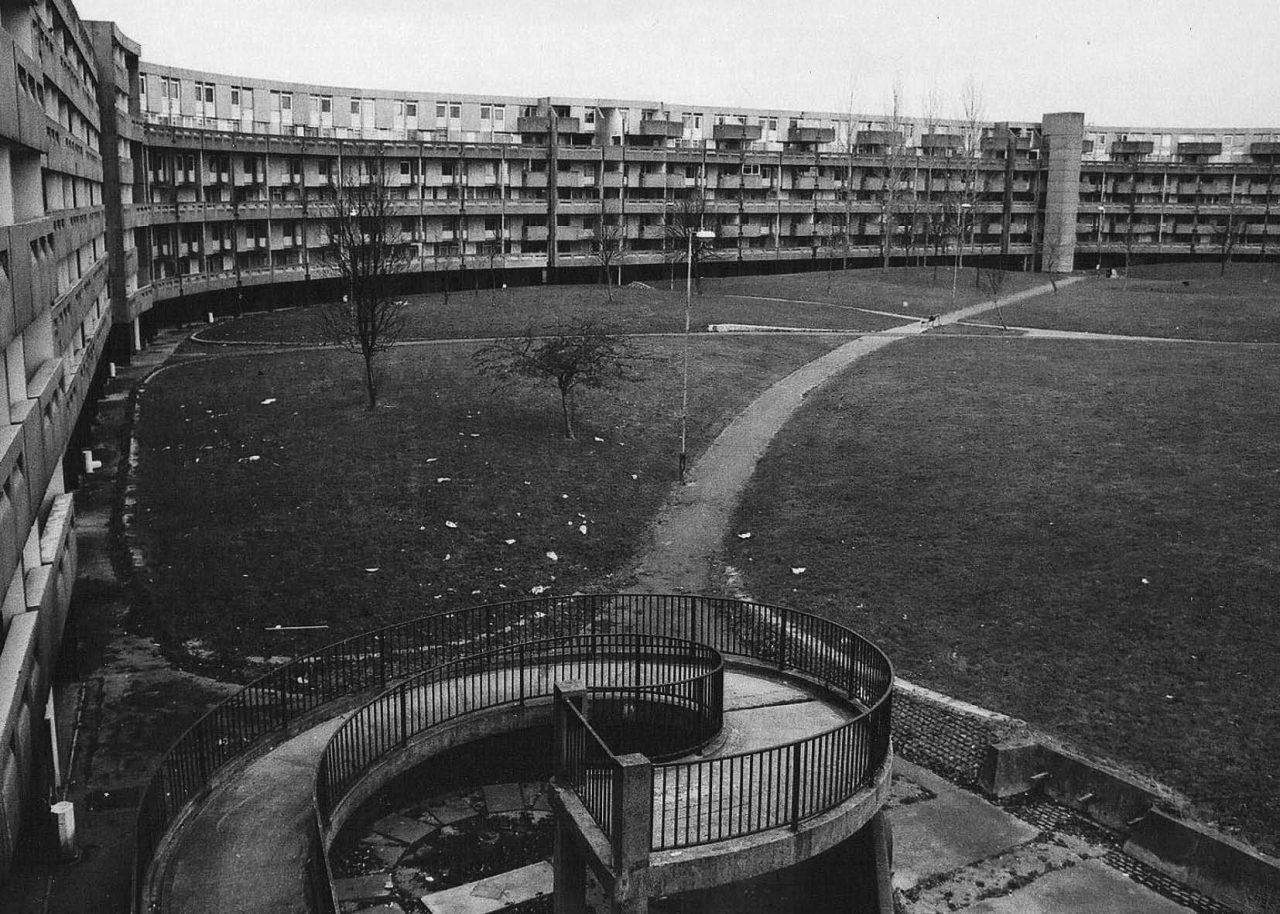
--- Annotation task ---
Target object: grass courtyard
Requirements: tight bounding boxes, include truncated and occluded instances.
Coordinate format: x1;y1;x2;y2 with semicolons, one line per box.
132;263;1280;856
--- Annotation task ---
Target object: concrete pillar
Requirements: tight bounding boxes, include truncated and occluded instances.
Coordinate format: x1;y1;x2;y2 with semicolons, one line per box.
1040;112;1086;273
553;816;588;914
553;681;589;914
131;317;142;353
610;753;652;914
823;811;894;913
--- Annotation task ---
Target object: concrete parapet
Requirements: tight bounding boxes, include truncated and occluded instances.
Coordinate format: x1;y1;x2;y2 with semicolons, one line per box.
980;737;1162;832
1125;809;1280;914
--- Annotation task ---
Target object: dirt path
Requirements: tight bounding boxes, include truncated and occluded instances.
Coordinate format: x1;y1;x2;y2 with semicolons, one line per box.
625;277;1082;594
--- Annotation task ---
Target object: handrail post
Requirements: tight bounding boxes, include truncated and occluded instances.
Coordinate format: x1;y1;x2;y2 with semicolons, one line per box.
790;741;803;830
612;754;653;908
778;609;789;670
553;681;587;780
399;682;409;747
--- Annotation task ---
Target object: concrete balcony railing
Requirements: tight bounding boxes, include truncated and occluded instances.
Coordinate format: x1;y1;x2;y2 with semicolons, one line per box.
639;119;683;139
712;123;762;142
787;126;836;144
1178;142;1222;156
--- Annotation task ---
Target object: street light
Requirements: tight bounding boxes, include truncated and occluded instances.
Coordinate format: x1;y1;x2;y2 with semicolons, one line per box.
680;228;716;484
1097;204;1106;271
950;202;973;310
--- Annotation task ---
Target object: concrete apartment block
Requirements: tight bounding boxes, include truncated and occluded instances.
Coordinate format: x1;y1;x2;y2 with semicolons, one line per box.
0;0;111;879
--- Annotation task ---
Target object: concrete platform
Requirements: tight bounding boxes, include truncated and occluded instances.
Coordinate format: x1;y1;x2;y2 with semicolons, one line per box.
964;858;1191;913
890;760;1039;891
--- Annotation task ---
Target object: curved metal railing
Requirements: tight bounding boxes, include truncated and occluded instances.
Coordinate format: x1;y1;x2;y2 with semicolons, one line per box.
315;633;724;828
132;594;891;913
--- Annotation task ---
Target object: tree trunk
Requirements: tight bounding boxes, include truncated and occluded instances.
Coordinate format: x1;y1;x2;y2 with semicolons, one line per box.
560;386;576;439
363;357;378;408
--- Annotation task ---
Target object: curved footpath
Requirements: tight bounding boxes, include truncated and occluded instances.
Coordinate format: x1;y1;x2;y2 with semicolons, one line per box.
148;276;1205;914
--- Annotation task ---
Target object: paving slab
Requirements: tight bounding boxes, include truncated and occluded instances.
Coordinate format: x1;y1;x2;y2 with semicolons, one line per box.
964;858;1191;913
354;906;404;914
369;843;406;868
890;760;1039;892
721;671;811;712
481;782;526;814
333;873;393;902
426;794;481;826
373;813;436;846
421;860;553;914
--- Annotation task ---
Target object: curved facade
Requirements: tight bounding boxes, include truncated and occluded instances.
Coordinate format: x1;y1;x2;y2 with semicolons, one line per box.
2;0;1280;885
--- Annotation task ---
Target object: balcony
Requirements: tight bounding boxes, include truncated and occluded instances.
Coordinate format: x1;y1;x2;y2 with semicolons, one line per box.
1178;142;1222;157
1251;142;1280;157
787;127;835;144
1111;140;1154;156
524;226;548;242
639;119;683;139
641;173;671;189
712;124;762;142
516;115;582;135
856;130;903;147
719;174;764;190
921;133;963;153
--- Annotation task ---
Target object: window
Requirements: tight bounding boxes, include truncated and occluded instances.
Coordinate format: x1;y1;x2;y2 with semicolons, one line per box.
230;87;240;106
436;103;446;120
351;99;361;116
400;160;412;176
481;105;491;121
405;102;417;118
139;72;147;98
449;103;461;119
584;109;596;126
195;81;214;104
321;96;332;113
494;108;505;127
767;117;777;132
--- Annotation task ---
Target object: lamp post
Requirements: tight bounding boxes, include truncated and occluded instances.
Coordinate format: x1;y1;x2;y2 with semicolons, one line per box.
950;202;973;310
680;228;716;483
1097;204;1106;271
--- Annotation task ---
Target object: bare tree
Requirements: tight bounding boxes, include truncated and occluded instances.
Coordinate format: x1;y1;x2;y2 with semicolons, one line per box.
979;265;1011;330
959;77;987;287
592;217;625;302
919;83;944;272
663;195;717;294
1040;231;1067;292
1219;206;1243;276
877;78;911;271
317;155;412;408
472;316;643;441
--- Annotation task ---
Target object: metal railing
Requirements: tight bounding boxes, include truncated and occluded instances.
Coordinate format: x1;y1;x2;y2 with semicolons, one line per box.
556;686;621;840
315;632;723;827
132;594;890;912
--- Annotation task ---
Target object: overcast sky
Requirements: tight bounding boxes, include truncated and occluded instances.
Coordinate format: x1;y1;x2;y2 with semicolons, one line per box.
74;0;1280;128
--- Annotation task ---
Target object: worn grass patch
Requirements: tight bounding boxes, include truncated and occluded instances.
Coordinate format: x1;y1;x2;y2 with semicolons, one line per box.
134;333;840;667
726;335;1280;855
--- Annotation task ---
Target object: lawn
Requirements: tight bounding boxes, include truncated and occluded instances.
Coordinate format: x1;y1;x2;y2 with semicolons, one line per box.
992;264;1280;342
725;334;1280;855
134;332;843;666
192;266;1038;346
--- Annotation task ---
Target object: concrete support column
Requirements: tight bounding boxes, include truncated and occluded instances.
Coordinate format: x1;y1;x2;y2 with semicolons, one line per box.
131;317;142;353
553;681;589;914
553;816;588;914
826;811;894;913
611;753;652;914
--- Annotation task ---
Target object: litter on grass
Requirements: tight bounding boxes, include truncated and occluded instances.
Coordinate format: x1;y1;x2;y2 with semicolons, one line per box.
738;532;752;539
260;398;277;405
546;551;558;561
791;567;807;575
530;585;549;595
445;521;458;528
